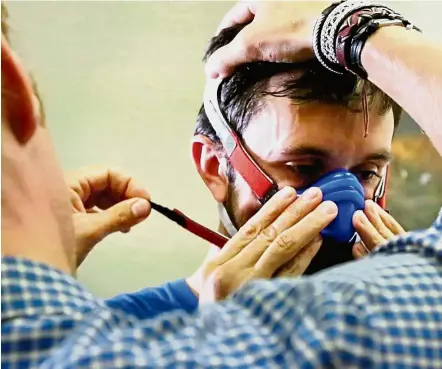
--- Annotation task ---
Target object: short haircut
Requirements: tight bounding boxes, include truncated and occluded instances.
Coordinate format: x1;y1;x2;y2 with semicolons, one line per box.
195;24;401;147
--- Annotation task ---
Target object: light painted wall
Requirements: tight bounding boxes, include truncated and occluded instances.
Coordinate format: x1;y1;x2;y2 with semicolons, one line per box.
6;1;234;297
5;1;440;298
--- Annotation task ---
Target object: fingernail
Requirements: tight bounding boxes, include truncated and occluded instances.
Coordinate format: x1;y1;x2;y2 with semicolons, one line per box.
322;201;338;215
355;210;367;223
302;187;320;200
281;187;296;198
131;199;150;218
366;200;376;212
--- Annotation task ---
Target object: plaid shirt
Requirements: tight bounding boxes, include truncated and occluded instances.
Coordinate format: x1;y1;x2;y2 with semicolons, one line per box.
2;209;442;368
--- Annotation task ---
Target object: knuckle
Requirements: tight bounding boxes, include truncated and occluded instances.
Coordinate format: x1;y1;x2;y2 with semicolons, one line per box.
68;187;79;200
257;224;279;244
108;166;123;176
254;37;266;52
114;209;129;229
108;167;126;183
260;41;279;63
238;33;259;59
75;178;91;200
240;221;261;241
68;180;82;194
274;232;296;253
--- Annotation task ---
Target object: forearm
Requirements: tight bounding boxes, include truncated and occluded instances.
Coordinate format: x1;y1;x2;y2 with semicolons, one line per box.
362;26;442;155
106;279;198;319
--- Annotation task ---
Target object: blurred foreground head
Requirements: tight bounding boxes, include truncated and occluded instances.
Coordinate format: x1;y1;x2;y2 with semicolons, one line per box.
1;4;75;273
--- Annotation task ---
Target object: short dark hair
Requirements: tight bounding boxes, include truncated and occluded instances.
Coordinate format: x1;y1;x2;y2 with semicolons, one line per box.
195;24;401;147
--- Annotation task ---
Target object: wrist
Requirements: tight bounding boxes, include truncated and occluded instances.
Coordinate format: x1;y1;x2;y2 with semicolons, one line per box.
361;25;418;75
185;272;201;298
313;0;421;79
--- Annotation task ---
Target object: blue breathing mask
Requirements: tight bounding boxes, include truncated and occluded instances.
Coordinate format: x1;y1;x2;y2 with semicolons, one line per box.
297;169;365;243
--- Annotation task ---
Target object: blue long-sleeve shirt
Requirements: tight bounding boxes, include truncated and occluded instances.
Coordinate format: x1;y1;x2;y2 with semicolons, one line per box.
2;208;442;368
106;278;198;319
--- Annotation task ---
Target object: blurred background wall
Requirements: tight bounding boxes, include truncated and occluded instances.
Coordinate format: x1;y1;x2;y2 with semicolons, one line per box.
5;1;442;298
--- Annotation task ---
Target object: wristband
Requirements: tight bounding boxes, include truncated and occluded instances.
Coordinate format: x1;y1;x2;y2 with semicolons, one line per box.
313;0;421;79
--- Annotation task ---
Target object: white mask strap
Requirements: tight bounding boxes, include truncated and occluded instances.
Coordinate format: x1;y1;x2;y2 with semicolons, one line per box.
218;203;238;237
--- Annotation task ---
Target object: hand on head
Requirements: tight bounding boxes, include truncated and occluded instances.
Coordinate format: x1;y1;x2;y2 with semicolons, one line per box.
206;1;330;79
195;193;407;302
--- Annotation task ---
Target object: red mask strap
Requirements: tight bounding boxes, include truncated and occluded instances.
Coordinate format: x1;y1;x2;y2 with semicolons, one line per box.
204;79;278;203
146;80;280;249
149;201;229;248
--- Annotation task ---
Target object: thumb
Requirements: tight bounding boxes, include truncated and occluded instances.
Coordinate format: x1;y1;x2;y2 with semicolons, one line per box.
94;198;151;236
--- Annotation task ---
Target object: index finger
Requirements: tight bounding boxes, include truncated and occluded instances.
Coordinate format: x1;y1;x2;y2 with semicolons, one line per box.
205;24;259;79
255;201;338;276
216;1;256;34
215;187;296;264
67;167;150;204
376;204;405;235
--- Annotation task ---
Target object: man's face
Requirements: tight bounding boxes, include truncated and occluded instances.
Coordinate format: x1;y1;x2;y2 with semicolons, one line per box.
225;94;395;231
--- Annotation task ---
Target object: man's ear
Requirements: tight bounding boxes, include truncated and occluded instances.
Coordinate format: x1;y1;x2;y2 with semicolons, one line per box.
1;34;38;144
191;134;230;203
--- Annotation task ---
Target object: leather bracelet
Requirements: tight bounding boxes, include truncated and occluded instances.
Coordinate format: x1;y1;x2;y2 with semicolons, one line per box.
335;6;421;78
322;1;386;64
313;1;375;73
347;18;408;79
313;1;421;79
335;6;393;66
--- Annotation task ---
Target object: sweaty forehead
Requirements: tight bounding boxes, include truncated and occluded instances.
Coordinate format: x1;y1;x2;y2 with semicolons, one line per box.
242;95;395;163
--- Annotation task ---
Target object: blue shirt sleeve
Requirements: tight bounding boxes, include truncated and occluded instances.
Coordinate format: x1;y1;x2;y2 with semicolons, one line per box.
105;278;198;319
